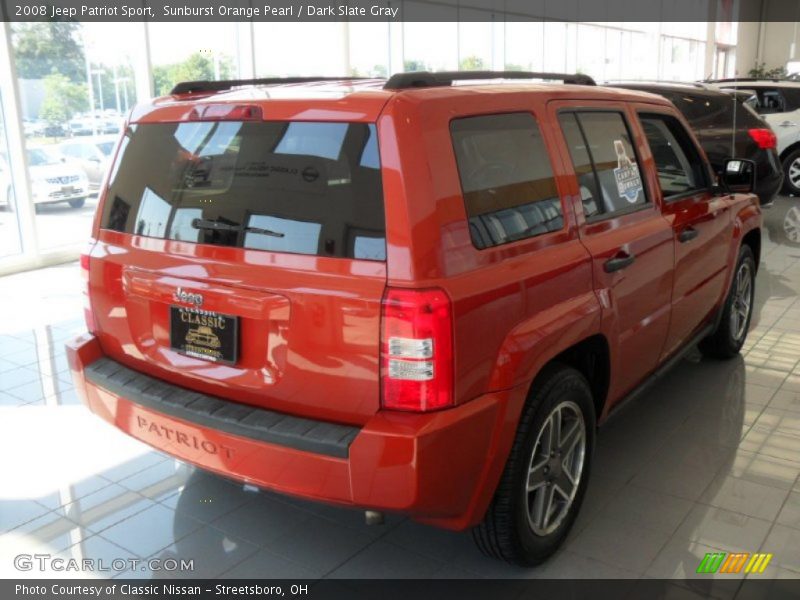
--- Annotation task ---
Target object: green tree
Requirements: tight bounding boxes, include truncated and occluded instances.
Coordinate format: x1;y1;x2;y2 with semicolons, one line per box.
459;56;485;71
371;64;388;78
403;59;428;72
13;22;85;83
39;73;88;128
153;53;235;96
748;62;788;79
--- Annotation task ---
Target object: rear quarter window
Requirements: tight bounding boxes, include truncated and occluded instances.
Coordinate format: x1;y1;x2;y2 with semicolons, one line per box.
450;112;563;250
672;93;731;124
101;120;386;261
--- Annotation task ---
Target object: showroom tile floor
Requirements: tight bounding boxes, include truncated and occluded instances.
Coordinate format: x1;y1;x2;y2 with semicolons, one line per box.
2;196;800;596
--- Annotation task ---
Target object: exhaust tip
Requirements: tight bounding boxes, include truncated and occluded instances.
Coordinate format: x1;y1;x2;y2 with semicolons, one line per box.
365;510;385;526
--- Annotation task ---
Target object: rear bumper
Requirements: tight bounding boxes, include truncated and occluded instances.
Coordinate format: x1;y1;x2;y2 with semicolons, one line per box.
67;333;525;530
755;149;784;206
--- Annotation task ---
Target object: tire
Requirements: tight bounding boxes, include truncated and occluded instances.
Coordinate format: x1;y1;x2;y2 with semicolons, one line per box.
472;364;596;566
782;148;800;196
699;245;756;359
68;197;86;209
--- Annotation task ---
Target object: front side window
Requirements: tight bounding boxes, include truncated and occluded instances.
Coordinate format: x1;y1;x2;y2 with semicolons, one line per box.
450;112;563;249
559;111;647;219
101;120;386;261
639;113;709;199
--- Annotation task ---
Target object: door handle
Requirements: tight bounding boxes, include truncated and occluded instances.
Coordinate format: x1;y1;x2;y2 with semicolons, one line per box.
780;120;798;128
678;227;699;243
603;252;635;273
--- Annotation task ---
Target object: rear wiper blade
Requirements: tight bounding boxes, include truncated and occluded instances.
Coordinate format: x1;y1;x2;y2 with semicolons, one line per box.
192;218;239;232
243;225;284;238
192;218;284;238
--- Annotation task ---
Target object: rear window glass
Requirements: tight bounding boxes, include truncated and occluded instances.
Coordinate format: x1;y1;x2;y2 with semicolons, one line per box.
450;112;563;250
671;93;730;123
101;120;386;261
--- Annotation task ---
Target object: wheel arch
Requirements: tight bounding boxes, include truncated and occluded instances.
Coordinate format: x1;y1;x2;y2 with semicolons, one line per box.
779;140;800;164
741;227;761;272
547;334;610;423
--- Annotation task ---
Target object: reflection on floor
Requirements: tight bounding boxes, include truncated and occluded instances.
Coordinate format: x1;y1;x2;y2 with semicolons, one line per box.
2;195;800;595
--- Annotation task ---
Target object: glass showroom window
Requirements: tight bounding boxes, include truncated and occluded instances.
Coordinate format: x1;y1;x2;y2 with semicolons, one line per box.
576;24;606;80
349;22;391;77
149;22;241;94
10;22;139;253
458;18;494;71
542;22;577;73
504;22;545;72
255;23;347;76
660;35;706;81
403;5;458;72
0;90;23;260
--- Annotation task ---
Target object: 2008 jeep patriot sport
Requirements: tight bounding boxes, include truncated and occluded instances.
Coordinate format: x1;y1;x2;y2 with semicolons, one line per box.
68;71;762;566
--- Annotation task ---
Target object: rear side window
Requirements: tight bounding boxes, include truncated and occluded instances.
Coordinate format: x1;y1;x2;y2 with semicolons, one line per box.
752;88;787;113
559;111;647;219
101;121;386;261
639;113;709;199
450;113;563;250
671;93;730;123
781;88;800;111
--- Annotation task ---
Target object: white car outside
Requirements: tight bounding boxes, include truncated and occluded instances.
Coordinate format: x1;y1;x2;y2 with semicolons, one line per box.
58;135;117;191
27;147;89;208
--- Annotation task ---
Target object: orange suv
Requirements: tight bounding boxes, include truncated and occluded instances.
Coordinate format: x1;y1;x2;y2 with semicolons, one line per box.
68;71;762;565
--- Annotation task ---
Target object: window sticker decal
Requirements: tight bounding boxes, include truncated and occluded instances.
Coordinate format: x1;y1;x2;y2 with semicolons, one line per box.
613;140;644;203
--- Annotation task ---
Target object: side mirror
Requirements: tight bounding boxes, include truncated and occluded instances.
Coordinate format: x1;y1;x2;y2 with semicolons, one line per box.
718;158;756;194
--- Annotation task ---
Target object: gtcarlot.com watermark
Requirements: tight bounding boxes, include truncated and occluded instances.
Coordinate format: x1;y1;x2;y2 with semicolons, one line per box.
14;553;194;573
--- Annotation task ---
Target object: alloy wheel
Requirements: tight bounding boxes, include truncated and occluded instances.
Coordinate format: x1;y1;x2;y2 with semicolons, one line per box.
790;157;800;189
525;400;586;536
730;261;753;342
784;206;800;243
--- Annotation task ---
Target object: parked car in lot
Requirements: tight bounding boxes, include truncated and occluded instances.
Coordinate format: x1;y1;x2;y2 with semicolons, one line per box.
68;119;95;137
608;81;783;206
27;146;89;209
708;78;800;195
59;135;117;191
67;72;761;566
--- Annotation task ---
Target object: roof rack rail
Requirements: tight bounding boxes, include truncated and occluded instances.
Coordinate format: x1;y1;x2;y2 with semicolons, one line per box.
170;76;371;95
703;77;789;84
383;70;596;90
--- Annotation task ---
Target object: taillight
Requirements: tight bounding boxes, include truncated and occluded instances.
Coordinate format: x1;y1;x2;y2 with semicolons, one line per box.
748;128;777;149
80;250;97;334
380;287;454;412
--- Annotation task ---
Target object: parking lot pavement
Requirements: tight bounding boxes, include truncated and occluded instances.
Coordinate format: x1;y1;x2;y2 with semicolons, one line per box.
0;196;98;258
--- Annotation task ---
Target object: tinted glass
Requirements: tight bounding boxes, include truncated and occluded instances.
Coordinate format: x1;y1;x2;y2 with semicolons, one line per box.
101;121;386;260
753;88;786;113
672;93;729;123
558;113;602;219
451;113;563;249
560;111;647;217
780;88;800;111
640;113;709;198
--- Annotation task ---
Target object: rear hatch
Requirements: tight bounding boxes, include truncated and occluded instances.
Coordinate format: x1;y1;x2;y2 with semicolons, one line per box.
87;111;387;425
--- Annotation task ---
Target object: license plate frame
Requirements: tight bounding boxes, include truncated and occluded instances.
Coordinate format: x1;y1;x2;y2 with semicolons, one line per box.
169;306;239;365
